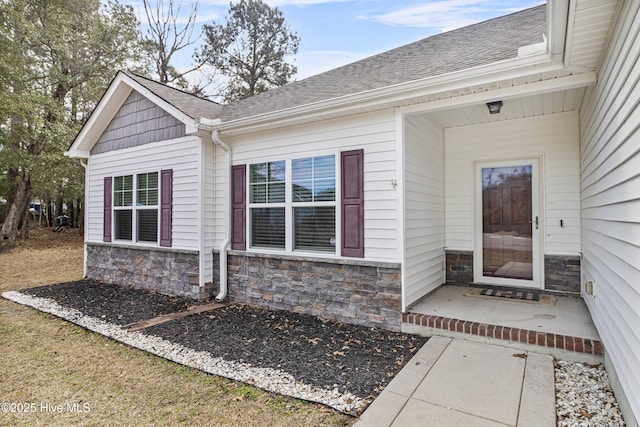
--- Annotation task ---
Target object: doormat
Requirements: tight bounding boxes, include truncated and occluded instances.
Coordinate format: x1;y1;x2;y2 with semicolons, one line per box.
464;288;556;305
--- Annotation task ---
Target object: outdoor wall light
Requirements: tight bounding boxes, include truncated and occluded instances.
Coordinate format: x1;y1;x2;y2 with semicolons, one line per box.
486;100;503;114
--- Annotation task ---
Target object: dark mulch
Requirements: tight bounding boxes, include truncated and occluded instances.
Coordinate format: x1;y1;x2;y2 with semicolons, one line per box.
22;280;195;325
21;279;427;401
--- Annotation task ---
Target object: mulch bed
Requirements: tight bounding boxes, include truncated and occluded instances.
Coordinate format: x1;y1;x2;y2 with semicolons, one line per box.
22;280;427;401
23;280;195;325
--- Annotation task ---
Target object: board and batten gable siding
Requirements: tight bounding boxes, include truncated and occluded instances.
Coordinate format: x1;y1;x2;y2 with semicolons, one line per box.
403;113;445;309
91;91;186;155
219;110;400;262
579;1;640;423
86;136;202;251
444;112;581;256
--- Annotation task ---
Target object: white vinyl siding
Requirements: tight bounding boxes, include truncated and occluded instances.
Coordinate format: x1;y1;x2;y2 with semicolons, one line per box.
579;1;640;421
444;112;581;256
87;136;202;251
403;113;445;310
220;110;399;262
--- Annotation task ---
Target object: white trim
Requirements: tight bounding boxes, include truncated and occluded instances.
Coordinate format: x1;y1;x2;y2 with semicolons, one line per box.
245;152;341;257
398;72;596;116
111;170;161;246
89;135;198;159
473;158;543;289
395;110;407;311
216;55;573;137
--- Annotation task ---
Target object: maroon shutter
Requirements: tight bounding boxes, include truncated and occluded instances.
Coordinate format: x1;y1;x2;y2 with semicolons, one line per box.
341;149;364;257
103;177;112;242
160;169;173;247
231;164;246;250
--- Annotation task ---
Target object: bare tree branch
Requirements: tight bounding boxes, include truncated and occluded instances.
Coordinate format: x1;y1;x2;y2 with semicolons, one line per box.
142;0;205;89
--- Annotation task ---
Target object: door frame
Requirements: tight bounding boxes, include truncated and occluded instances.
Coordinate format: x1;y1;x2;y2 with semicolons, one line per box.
473;158;543;289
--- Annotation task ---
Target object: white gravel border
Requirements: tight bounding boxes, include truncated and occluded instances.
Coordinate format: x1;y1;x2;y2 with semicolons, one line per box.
555;360;625;426
2;291;365;414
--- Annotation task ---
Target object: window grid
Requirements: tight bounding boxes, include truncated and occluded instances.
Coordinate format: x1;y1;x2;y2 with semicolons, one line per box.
113;172;159;244
248;155;337;254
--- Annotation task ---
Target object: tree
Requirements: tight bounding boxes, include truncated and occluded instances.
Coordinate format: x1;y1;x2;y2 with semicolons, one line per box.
142;0;205;91
0;0;143;249
198;0;300;102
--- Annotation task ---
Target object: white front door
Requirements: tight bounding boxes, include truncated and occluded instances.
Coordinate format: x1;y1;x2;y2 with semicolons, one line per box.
474;159;542;288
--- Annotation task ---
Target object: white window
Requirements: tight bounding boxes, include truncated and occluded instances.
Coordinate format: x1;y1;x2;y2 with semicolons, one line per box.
113;172;158;243
292;155;336;252
248;155;337;253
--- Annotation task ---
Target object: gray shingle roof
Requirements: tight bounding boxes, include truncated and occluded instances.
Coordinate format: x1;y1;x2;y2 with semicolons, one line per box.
125;4;545;124
219;4;546;122
125;72;224;121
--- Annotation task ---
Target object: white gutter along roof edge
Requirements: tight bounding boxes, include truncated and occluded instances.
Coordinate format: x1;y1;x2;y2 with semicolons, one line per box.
214;50;565;136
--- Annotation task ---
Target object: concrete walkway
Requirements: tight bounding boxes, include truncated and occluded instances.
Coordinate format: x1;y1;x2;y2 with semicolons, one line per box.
354;336;555;426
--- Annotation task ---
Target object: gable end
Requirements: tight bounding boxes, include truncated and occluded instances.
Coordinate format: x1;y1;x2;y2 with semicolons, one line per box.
91;91;186;155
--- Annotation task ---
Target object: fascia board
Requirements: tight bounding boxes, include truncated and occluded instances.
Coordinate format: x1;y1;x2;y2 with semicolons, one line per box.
66;72;131;158
216;53;561;136
398;71;596;116
549;0;570;57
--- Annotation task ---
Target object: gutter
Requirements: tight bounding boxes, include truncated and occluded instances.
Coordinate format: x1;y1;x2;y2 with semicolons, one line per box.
200;119;231;302
216;50;562;137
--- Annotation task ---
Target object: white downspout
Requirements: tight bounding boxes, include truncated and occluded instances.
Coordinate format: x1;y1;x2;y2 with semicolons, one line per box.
211;129;231;301
79;158;88;278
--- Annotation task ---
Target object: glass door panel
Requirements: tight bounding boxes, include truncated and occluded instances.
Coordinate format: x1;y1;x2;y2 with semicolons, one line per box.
478;163;539;285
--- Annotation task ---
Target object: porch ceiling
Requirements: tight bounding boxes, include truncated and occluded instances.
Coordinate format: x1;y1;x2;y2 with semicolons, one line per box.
423;86;587;129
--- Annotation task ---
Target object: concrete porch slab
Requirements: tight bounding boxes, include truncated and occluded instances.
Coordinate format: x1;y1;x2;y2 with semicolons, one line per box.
402;285;602;363
410;285;598;339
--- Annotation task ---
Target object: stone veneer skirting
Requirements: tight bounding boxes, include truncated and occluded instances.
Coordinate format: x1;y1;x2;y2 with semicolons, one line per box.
445;250;581;294
215;251;403;331
544;255;581;293
86;243;215;299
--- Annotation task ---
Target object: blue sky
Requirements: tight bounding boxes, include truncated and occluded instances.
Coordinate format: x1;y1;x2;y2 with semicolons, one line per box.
128;0;545;81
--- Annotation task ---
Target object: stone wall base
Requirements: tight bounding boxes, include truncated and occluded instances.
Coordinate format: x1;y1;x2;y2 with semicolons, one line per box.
445;250;581;294
86;243;214;299
445;250;474;285
544;255;581;294
216;251;403;331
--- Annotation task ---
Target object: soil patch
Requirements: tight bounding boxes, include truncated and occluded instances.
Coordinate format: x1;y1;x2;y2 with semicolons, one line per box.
19;280;427;403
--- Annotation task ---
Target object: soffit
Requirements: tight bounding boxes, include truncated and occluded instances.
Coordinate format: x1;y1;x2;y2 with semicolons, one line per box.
425;87;587;129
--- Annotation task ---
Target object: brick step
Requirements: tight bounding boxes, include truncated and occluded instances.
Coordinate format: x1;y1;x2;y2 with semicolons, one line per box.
402;312;602;357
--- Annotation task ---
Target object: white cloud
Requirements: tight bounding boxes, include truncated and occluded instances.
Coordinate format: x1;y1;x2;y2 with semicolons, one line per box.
364;0;542;31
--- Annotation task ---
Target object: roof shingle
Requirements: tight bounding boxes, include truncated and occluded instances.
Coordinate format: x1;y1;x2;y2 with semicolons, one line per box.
125;5;545;124
219;5;546;122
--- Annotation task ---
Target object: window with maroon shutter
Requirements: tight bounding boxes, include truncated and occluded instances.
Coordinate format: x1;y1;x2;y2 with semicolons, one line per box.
341;149;364;257
159;169;173;247
103;177;112;242
110;171;163;245
231;164;246;250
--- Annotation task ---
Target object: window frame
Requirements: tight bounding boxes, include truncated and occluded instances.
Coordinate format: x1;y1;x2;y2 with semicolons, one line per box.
111;170;160;246
246;152;341;256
